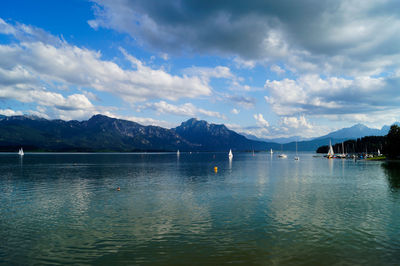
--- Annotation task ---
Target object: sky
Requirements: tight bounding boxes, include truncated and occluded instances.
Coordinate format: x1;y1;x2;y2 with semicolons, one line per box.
1;0;400;138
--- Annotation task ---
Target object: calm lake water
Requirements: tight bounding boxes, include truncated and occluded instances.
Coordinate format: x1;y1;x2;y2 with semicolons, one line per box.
1;152;400;265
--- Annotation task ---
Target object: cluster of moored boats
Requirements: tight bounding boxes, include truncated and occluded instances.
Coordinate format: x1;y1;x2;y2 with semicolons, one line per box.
324;140;381;159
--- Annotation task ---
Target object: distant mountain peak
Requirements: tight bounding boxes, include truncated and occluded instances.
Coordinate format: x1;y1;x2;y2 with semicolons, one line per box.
178;118;214;130
350;123;370;130
181;117;203;125
89;114;114;121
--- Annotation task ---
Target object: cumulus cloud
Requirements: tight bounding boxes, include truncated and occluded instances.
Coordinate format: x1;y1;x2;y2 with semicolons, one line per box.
270;64;285;75
0;109;23;116
264;74;399;117
281;115;312;129
0;18;224;121
231;108;239;114
233;57;256;69
184;65;252;92
234;114;323;138
141;101;226;120
0;19;212;108
253;113;269;127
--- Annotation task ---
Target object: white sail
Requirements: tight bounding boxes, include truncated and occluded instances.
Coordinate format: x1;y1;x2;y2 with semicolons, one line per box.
378;149;381;156
228;149;233;159
18;148;24;156
294;141;299;160
177;150;180;156
270;148;273;154
327;140;334;158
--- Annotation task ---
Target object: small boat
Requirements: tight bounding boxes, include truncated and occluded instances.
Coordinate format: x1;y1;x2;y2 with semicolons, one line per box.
278;144;287;158
336;142;346;158
270;148;273;155
177;150;180;156
294;141;299;160
18;147;24;156
326;140;334;159
377;149;381;156
228;149;233;159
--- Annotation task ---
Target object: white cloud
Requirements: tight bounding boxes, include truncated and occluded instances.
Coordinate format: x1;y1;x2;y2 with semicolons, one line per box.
281;115;312;129
253;113;269;127
142;101;226;120
231;108;240;115
231;114;327;139
0;109;23;116
183;65;234;83
270;64;285;75
160;53;169;60
28;109;50;119
233;57;256;69
184;65;253;93
0;19;227;121
264;74;393;117
0;19;213;107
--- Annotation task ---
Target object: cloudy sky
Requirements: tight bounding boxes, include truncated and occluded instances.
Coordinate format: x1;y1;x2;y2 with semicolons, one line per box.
1;0;400;138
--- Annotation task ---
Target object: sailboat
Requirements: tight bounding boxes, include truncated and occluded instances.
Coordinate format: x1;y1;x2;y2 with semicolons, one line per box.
278;144;287;158
294;141;299;161
337;142;346;158
377;149;381;156
228;149;233;159
18;147;24;156
326;140;334;159
270;148;273;155
177;150;180;156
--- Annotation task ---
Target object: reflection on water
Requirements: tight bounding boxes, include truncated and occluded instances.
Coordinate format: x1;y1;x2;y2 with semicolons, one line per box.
1;153;400;265
382;162;400;191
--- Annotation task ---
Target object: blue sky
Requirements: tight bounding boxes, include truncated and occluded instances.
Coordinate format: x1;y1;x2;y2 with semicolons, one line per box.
1;0;400;138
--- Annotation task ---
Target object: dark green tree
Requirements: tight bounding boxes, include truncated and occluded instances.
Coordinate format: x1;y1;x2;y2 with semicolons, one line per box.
385;125;400;159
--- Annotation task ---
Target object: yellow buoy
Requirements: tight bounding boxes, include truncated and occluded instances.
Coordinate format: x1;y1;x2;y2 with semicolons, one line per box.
214;166;218;173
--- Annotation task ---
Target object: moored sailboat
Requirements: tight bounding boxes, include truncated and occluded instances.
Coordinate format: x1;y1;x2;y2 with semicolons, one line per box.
294;141;299;161
18;147;24;156
228;149;233;159
278;144;287;158
326;140;334;159
337;142;346;158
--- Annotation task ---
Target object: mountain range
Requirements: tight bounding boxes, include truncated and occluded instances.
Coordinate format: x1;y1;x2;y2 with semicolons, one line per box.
0;114;396;152
0;115;279;152
244;123;391;144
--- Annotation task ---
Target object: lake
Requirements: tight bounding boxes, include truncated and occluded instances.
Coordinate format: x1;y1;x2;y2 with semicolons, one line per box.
1;152;400;265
